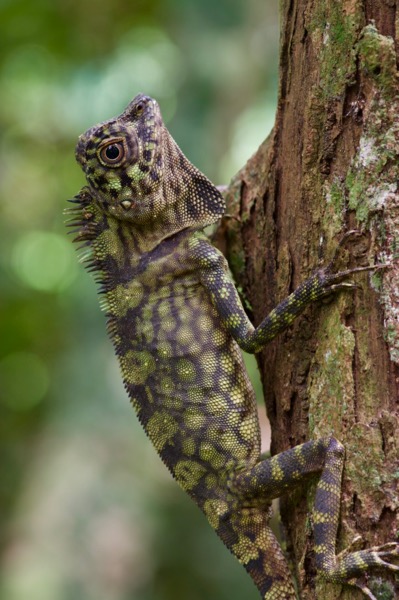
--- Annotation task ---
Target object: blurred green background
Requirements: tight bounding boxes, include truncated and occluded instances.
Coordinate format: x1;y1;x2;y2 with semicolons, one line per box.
0;1;279;598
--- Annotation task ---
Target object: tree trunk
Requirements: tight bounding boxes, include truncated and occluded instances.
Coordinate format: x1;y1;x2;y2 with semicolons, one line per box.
219;1;399;598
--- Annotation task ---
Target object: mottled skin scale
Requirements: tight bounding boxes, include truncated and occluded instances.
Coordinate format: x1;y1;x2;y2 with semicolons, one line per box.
67;94;399;599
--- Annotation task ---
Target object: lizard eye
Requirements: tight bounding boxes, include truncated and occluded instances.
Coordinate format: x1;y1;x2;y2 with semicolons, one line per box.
135;102;145;114
98;140;125;166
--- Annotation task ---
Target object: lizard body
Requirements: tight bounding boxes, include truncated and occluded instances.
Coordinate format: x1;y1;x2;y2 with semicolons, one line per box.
68;94;399;599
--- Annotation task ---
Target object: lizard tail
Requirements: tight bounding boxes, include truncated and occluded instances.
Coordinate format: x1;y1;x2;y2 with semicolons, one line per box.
215;506;298;599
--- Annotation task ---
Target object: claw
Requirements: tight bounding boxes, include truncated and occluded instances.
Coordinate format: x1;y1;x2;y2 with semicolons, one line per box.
369;542;399;569
326;262;389;281
328;282;359;292
370;542;398;553
351;579;378;600
368;542;399;573
377;559;399;571
321;263;390;296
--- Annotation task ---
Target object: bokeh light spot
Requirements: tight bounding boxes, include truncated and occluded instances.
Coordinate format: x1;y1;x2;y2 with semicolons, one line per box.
12;231;77;292
0;352;49;411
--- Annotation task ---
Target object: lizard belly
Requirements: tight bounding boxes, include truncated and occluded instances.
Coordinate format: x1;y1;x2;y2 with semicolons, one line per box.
114;283;261;496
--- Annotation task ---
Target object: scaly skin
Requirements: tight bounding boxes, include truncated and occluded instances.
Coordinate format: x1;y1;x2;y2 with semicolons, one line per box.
67;94;399;599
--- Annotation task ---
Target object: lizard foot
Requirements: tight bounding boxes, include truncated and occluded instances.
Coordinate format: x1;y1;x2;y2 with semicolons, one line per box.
299;230;392;303
330;542;399;599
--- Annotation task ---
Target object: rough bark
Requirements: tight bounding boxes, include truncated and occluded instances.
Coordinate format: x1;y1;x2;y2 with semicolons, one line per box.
218;1;399;598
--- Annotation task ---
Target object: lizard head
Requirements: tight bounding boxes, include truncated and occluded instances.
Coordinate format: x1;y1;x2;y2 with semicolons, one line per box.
75;94;164;222
75;94;225;232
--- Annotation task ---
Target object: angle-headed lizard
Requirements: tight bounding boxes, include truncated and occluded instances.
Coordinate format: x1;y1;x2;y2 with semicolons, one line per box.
67;94;399;599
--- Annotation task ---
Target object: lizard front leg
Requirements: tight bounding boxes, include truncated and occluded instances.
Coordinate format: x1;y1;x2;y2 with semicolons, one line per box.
189;232;384;353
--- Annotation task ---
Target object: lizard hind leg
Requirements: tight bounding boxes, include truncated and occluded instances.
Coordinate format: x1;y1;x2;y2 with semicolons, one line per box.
231;437;399;598
225;437;337;599
311;440;399;593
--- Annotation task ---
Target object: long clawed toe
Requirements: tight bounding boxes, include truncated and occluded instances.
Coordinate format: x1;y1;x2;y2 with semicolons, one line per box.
375;546;399;571
322;228;391;281
377;559;399;571
322;261;389;290
370;541;398;553
351;578;379;600
369;542;399;566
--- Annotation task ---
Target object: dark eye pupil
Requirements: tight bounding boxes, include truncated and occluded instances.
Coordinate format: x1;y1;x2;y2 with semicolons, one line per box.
105;144;120;160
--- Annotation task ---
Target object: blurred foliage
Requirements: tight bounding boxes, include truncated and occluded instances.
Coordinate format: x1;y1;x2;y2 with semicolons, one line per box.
0;0;279;598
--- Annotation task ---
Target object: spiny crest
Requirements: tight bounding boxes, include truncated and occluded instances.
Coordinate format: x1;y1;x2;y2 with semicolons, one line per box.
74;93;225;232
65;187;111;305
65;187;100;244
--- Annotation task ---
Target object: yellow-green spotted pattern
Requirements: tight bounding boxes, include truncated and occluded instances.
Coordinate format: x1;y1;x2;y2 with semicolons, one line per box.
68;94;399;600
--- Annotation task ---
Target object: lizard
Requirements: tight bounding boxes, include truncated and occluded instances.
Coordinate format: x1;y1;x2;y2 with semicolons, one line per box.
66;93;399;599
